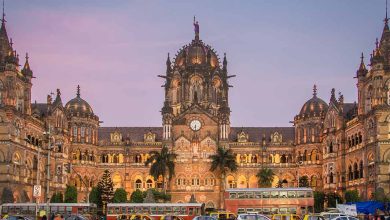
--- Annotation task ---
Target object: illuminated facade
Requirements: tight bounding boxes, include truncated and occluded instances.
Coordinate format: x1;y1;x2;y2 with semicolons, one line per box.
0;8;389;209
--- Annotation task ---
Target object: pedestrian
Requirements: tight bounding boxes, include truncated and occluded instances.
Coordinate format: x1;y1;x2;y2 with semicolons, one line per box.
42;215;47;220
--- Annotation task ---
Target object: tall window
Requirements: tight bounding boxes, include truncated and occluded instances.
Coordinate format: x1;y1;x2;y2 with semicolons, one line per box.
146;179;153;189
73;126;77;137
81;127;85;137
135;179;142;189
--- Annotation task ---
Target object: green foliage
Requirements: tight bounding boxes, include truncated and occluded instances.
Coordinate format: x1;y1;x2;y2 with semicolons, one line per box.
314;191;325;213
50;192;64;203
145;146;178;189
373;187;386;202
209;147;238;176
143;189;155;203
20;190;30;203
89;187;102;207
113;188;127;203
276;180;283;188
97;170;114;204
326;192;343;208
1;187;14;203
147;188;171;202
345;190;360;203
256;168;275;188
130;190;144;203
64;185;77;203
299;176;310;187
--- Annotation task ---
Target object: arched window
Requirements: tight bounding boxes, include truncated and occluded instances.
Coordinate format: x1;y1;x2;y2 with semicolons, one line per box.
135;154;142;163
359;161;363;179
348;165;353;180
113;154;119;163
358;133;363;144
146;179;153;189
329;172;334;184
329;142;333;153
135;179;142;189
353;162;359;179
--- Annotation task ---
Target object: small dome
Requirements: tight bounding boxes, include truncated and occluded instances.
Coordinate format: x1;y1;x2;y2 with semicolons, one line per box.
65;85;94;116
298;85;328;118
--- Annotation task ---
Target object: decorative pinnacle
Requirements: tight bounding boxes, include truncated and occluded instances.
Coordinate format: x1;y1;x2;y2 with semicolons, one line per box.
386;0;389;24
25;52;29;61
1;0;5;24
313;84;317;97
376;38;379;49
76;85;80;98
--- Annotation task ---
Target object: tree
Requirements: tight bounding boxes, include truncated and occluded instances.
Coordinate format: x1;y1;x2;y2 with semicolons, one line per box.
276;180;284;188
130;190;144;203
143;189;155;203
326;192;343;208
50;192;63;203
345;190;360;203
97;170;114;212
64;185;77;203
145;146;177;191
113;188;127;203
314;191;325;213
1;187;14;203
256;168;275;188
209;146;238;190
89;187;102;207
21;190;30;203
299;176;310;187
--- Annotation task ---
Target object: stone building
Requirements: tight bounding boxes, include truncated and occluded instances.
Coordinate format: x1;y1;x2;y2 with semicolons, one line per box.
0;7;389;209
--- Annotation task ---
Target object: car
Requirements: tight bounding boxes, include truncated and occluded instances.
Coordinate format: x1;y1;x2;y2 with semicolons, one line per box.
302;214;325;220
6;216;33;220
271;214;301;220
319;213;346;220
160;215;183;220
209;212;236;220
329;216;358;220
192;216;217;220
237;214;270;220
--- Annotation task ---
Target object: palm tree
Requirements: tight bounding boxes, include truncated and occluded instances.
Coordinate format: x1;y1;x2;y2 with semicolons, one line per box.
256;168;275;188
145;146;177;192
209;146;238;190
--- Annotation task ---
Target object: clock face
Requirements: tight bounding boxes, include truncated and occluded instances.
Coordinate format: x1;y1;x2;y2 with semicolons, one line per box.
190;120;202;131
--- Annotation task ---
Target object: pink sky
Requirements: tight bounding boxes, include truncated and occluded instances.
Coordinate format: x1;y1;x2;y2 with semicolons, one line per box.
6;0;385;127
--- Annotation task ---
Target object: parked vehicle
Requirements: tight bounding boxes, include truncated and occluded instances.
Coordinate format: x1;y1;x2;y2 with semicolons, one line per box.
271;214;300;220
209;212;236;220
237;214;270;220
192;216;216;220
302;214;325;220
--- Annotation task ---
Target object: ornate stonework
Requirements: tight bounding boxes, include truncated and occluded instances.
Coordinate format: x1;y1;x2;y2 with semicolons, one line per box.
0;9;389;208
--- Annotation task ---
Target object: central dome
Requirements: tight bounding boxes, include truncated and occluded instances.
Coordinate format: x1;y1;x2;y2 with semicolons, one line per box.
174;39;220;69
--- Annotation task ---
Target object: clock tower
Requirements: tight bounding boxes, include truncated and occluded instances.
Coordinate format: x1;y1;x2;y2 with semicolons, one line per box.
159;19;235;206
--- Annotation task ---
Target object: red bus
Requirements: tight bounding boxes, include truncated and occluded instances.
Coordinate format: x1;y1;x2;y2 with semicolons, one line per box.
224;188;314;216
0;203;97;219
106;203;204;220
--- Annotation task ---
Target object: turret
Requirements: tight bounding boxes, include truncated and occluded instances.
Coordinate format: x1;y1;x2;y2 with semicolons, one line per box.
21;53;33;78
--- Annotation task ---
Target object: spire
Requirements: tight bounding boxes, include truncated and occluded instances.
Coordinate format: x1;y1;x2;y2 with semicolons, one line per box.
193;16;199;41
358;52;366;70
1;0;5;26
223;53;227;71
386;0;389;28
166;53;171;73
313;84;317;97
52;88;63;107
330;88;337;104
22;52;33;77
76;85;80;98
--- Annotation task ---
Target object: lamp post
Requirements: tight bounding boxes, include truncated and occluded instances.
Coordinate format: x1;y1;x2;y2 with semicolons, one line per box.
43;124;51;203
296;161;303;187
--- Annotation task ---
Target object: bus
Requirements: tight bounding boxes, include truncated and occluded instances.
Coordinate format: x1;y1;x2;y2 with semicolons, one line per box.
224;188;314;216
0;203;97;219
106;203;204;220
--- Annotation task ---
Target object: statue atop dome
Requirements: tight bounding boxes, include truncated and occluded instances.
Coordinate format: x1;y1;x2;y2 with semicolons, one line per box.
193;16;199;40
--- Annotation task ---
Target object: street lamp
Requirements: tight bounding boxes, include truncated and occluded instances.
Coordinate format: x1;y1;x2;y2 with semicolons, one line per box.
296;160;303;187
43;124;52;203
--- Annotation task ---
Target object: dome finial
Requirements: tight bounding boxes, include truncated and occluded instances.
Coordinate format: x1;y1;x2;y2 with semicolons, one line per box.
77;85;80;98
313;84;317;97
193;16;199;41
